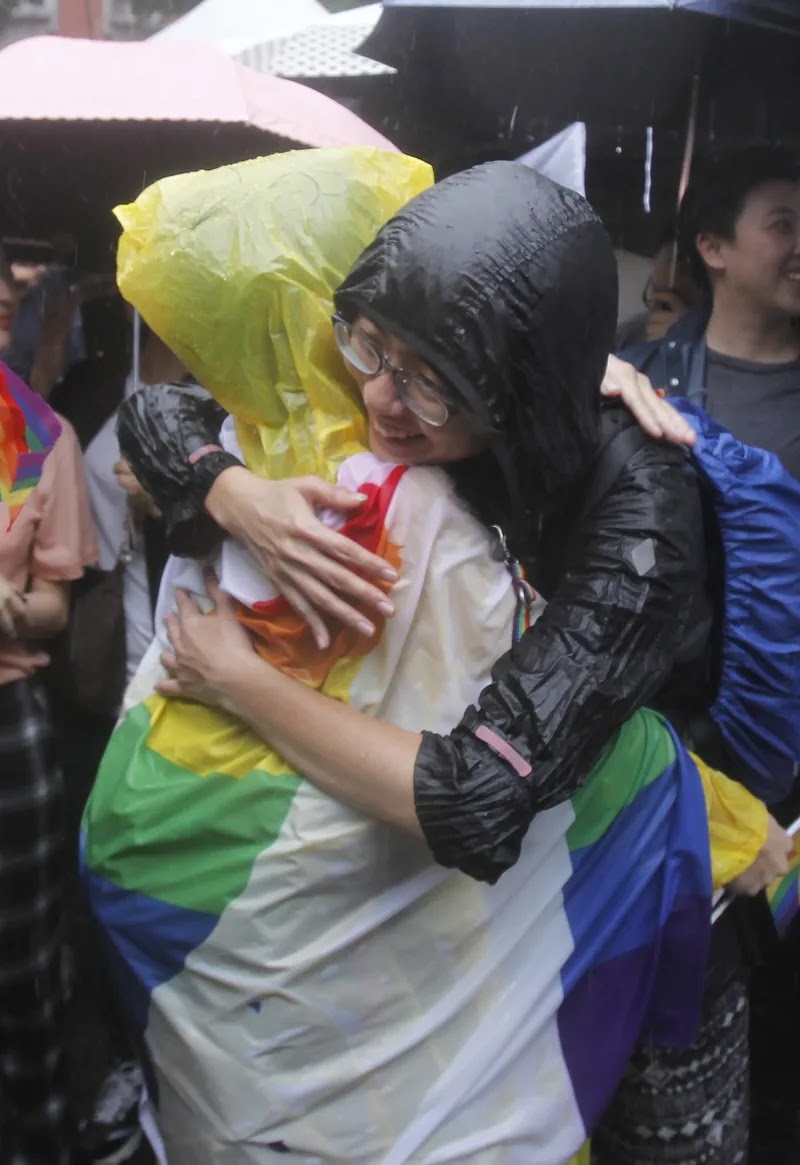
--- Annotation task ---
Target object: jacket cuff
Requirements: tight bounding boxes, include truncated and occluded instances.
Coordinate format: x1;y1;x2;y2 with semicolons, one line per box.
414;728;532;884
188;447;243;500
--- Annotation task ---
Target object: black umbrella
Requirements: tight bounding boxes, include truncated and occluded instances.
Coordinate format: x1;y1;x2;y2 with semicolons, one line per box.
358;1;800;249
362;0;798;138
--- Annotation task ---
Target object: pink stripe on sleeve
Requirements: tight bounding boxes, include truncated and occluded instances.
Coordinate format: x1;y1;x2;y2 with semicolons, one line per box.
475;725;532;779
188;444;224;465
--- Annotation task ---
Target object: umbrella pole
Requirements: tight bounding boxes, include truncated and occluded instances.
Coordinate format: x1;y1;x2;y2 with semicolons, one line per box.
132;309;141;394
669;72;701;286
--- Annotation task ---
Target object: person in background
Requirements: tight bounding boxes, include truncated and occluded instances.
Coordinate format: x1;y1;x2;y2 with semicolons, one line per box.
0;374;97;1165
8;234;85;383
48;293;132;451
2;234;120;405
625;147;800;475
616;223;705;349
82;328;182;687
622;143;800;1165
54;326;182;1165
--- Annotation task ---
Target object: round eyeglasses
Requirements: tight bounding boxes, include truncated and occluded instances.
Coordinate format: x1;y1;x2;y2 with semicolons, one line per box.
333;316;451;427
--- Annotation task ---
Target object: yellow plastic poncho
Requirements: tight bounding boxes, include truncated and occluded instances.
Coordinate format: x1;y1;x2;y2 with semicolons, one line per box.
115;146;434;481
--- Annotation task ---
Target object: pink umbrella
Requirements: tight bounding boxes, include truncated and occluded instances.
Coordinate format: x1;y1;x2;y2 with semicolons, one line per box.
0;36;394;148
0;36;395;263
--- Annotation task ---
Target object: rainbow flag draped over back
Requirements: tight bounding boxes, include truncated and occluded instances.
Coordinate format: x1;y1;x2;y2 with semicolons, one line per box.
83;145;723;1165
83;446;715;1165
0;362;61;524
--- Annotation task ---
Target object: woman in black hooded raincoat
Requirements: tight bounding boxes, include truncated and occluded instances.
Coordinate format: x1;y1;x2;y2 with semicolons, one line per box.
119;162;757;1164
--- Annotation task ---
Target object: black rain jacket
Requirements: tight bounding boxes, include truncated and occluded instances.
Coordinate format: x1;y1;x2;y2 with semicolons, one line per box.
119;163;713;884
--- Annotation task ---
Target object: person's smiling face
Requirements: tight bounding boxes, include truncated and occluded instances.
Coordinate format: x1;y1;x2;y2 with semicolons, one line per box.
701;180;800;319
342;315;486;466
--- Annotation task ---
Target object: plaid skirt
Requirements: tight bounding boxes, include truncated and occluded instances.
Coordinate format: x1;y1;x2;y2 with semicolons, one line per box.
0;678;70;1165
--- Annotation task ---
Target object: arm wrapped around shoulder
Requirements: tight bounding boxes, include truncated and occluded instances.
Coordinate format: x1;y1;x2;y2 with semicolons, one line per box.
415;441;710;882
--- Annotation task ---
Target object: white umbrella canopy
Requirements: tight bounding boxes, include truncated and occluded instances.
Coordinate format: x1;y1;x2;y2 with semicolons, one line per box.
237;5;392;78
149;0;327;56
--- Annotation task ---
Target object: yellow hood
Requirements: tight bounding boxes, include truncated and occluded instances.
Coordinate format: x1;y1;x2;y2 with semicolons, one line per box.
115;147;432;481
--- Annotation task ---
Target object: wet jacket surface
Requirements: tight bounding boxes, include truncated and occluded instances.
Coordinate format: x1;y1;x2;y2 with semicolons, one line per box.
413;433;711;882
118;382;235;557
120;163;713;884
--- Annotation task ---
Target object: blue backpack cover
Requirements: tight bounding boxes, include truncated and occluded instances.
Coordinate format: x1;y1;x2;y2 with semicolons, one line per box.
673;397;800;803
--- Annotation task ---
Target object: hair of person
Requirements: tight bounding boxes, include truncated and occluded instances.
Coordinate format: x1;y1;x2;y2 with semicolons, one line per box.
678;146;800;287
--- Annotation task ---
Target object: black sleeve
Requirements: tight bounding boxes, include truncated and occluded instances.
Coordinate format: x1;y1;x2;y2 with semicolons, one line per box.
117;383;242;558
414;442;706;883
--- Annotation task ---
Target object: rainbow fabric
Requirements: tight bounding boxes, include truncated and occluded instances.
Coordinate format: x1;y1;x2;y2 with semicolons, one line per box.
767;827;800;938
0;361;61;524
83;443;713;1165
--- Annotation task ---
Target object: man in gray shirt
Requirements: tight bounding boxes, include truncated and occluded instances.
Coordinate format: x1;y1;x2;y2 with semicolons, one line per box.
624;147;800;480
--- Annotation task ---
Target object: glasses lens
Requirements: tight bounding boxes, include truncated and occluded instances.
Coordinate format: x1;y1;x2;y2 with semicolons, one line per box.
334;319;380;376
396;373;450;427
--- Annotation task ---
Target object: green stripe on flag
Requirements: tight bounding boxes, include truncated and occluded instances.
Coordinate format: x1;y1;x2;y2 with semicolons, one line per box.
24;425;44;451
83;702;301;915
567;708;676;852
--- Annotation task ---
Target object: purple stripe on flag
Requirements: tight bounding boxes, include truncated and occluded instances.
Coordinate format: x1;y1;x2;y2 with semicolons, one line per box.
558;731;711;1131
557;942;658;1131
557;891;708;1133
3;363;61;447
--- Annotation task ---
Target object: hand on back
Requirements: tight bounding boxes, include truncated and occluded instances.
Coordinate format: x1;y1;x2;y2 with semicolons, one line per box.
601;354;696;447
205;467;398;650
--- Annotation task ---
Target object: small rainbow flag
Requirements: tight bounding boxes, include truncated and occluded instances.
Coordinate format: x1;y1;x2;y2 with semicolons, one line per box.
0;361;61;525
767;817;800;938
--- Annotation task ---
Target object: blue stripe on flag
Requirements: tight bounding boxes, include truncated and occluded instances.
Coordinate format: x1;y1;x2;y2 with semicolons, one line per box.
558;733;711;1131
83;862;219;1031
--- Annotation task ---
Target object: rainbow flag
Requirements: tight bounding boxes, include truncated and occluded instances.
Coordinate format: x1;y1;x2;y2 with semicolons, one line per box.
767;819;800;938
83;447;713;1165
0;361;61;524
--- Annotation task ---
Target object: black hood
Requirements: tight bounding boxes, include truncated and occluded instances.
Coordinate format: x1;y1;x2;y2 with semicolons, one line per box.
335;161;619;551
